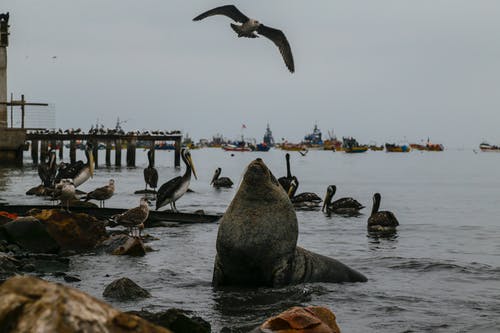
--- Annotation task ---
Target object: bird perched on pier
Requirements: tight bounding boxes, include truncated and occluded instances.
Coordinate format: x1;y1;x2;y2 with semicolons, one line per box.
367;193;399;232
278;153;294;192
82;179;115;208
56;179;76;212
193;5;295;73
143;150;158;192
113;197;150;238
287;177;322;210
55;145;94;187
156;149;197;212
210;167;233;188
322;185;364;216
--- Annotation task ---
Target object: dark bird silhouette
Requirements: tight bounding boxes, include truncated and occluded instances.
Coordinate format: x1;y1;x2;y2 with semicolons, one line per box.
367;193;399;232
156;149;197;212
55;145;94;187
322;185;364;216
211;167;233;188
193;5;294;73
82;179;115;208
287;177;322;210
113;197;150;238
38;150;57;187
143;149;158;192
278;153;294;192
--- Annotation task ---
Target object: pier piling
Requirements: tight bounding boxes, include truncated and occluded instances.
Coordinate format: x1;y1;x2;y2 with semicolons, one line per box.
31;140;39;165
105;141;112;167
115;139;122;167
69;140;76;164
126;139;136;167
174;142;181;169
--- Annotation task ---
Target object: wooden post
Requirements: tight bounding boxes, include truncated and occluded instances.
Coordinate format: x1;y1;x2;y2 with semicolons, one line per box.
69;140;76;164
31;140;39;165
40;141;48;163
127;138;136;167
58;141;63;160
174;139;181;168
105;141;112;167
92;140;99;169
115;139;122;166
149;140;155;166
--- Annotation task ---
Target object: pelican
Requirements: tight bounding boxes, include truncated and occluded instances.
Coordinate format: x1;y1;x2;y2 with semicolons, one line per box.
143;149;158;192
193;5;295;73
278;153;294;192
156;149;197;212
367;193;399;232
287;177;322;210
114;197;150;238
322;185;364;216
210;167;233;188
37;150;57;187
55;145;94;187
58;179;75;212
83;179;115;207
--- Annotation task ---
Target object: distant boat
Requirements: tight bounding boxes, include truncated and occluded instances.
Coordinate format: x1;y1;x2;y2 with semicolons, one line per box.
280;143;306;151
345;146;368;153
369;145;384;151
255;143;270;152
385;143;411;152
479;142;500;152
342;137;367;153
222;144;252;152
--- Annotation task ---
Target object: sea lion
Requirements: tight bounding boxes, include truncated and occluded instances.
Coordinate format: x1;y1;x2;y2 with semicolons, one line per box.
213;158;367;287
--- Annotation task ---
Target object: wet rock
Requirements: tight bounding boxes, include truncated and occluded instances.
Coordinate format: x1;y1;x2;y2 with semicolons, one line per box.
0;275;172;332
0;253;20;283
99;234;147;256
0;211;17;226
30;209;107;252
19;263;36;272
6;244;22;254
128;309;211;333
103;277;151;300
249;306;341;333
63;274;81;283
2;216;59;253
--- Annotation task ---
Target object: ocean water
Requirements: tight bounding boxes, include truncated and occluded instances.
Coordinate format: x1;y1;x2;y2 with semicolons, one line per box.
1;148;499;332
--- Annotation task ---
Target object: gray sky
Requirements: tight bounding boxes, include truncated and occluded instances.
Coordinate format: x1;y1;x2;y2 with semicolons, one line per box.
3;0;500;147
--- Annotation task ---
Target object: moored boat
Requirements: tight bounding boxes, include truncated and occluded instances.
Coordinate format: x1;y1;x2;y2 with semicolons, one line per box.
385;143;411;152
479;142;500;152
222;144;252;152
345;146;368;153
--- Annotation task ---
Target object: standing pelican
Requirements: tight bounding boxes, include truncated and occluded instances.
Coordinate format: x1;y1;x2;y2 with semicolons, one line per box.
55;145;94;187
143;149;158;192
278;153;294;192
287;177;322;209
367;193;399;232
114;197;150;237
38;150;57;187
193;5;295;73
322;185;364;216
156;149;197;212
211;167;233;188
83;179;115;207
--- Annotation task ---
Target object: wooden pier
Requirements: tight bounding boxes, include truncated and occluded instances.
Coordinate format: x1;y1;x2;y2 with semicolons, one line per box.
26;132;183;168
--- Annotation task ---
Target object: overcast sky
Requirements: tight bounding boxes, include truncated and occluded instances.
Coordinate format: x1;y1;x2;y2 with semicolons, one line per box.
3;0;500;147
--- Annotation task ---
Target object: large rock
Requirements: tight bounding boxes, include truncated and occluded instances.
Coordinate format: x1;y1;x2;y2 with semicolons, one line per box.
128;309;211;333
250;306;341;333
99;234;147;256
1;216;59;253
0;253;21;283
30;209;107;252
0;275;172;333
103;277;151;300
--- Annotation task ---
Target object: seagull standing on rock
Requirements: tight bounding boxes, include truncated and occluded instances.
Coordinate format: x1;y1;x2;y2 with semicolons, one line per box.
193;5;295;73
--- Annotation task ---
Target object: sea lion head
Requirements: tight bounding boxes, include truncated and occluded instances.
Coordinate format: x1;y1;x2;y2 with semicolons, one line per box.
242;158;280;194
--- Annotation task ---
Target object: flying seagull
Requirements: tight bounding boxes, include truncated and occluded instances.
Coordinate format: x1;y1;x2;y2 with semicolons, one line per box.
193;5;295;73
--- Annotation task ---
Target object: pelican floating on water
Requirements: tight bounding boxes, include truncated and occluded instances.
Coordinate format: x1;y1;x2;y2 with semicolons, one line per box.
278;153;294;192
367;193;399;232
322;185;364;216
114;197;150;238
143;149;158;192
211;167;233;188
83;179;115;207
287;177;322;210
193;5;295;73
156;149;197;212
55;145;94;187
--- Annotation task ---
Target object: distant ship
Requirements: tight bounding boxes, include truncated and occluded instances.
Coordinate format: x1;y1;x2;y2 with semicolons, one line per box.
263;124;275;147
479;142;500;152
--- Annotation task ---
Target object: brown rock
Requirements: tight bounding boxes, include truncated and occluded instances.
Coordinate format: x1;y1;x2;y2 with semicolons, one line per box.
30;209;107;252
253;306;341;333
100;234;147;256
0;275;171;333
103;277;151;300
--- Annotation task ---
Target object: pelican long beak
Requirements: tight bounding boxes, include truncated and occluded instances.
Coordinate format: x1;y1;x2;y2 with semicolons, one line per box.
89;150;94;178
322;191;331;212
210;172;216;185
287;184;294;198
188;155;197;179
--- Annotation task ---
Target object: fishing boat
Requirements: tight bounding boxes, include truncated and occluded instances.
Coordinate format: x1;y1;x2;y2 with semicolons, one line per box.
411;138;444;151
222;144;252;152
369;145;384;151
385;143;411;152
255;143;270;151
280;142;306;151
345;146;368;153
343;137;368;153
479;142;500;152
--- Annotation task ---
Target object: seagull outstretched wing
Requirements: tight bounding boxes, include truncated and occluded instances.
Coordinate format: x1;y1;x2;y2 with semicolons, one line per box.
257;24;295;73
193;5;248;23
